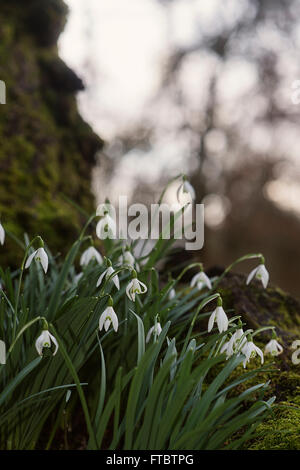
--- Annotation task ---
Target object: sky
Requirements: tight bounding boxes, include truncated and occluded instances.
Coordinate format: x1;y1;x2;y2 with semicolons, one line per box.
58;0;300;220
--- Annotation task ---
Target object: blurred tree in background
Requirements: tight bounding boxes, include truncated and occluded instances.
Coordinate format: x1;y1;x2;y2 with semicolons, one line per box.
94;0;300;296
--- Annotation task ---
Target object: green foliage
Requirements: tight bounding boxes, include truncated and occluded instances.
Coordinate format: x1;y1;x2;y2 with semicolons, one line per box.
0;187;280;450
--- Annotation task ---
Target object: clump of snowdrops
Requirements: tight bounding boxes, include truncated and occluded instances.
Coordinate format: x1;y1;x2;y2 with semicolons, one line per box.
0;177;280;450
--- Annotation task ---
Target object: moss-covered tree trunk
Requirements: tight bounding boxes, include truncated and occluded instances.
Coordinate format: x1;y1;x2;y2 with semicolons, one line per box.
0;0;103;264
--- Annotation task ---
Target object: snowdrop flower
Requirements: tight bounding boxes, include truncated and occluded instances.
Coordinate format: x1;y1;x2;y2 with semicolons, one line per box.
241;338;264;368
119;248;140;271
80;246;103;266
177;177;195;205
168;288;176;300
126;275;147;302
190;271;212;291
0;222;5;245
97;265;120;290
96;213;116;239
25;247;48;274
264;338;283;356
246;262;269;289
35;330;58;357
146;321;162;343
99;305;118;332
220;328;245;358
291;340;300;365
0;340;6;364
123;249;135;266
208;299;229;333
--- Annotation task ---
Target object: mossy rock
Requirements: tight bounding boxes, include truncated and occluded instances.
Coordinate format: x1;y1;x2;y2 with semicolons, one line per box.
0;0;103;267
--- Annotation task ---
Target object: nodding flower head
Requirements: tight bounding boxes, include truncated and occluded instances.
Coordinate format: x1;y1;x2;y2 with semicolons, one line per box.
208;300;229;333
0;221;5;245
220;328;246;359
35;330;58;357
190;271;212;291
246;262;269;289
25;247;48;274
177;177;195;205
168;288;176;300
96;265;120;290
119;248;139;271
80;246;103;267
123;249;135;266
241;338;264;368
146;321;162;343
126;276;147;302
264;338;283;356
99;306;119;332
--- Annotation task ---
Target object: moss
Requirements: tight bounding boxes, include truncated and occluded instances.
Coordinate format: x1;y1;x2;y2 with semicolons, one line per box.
214;272;300;449
0;0;103;266
247;405;300;450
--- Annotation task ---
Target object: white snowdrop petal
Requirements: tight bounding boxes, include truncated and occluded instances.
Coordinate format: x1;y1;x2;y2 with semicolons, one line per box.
190;273;200;287
47;332;58;355
246;267;258;285
0;224;5;245
96;269;107;287
208;310;216;332
146;326;154;343
38;248;48;273
112;274;120;290
0;340;6;364
258;265;269;288
25;250;37;269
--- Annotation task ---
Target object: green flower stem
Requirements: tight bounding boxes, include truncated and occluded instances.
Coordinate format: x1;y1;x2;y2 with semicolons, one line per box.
79;213;97;241
212;253;263;291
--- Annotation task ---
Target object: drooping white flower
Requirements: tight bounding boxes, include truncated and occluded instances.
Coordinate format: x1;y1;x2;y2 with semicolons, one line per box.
220;328;246;358
246;263;269;289
177;179;195;205
0;339;6;364
96;266;120;290
35;330;58;357
208;306;229;333
123;249;135;265
0;222;5;245
241;340;264;368
264;338;283;356
291;340;300;365
190;271;212;291
168;288;176;300
126;277;147;302
80;246;103;266
146;322;162;343
25;247;48;273
99;306;119;332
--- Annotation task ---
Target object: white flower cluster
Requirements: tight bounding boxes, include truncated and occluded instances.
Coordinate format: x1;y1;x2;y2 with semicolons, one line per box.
200;261;286;368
